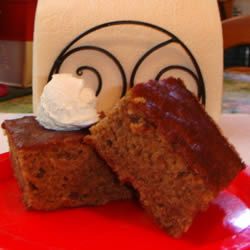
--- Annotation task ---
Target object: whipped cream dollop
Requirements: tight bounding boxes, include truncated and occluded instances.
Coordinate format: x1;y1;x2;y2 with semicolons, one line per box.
36;74;99;131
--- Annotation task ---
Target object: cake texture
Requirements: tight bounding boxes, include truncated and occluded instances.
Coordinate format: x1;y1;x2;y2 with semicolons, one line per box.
88;77;245;237
2;116;132;210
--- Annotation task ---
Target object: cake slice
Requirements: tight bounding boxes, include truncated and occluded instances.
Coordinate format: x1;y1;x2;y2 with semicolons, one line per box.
88;77;245;237
2;116;132;210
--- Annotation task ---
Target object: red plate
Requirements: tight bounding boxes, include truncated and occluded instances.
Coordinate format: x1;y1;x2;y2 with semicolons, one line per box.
0;152;250;250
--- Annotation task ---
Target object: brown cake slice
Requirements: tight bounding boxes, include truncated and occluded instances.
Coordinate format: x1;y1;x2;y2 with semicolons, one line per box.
88;77;245;237
2;116;132;210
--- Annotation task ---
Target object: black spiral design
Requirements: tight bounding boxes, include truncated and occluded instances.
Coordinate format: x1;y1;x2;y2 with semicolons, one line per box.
155;65;201;99
50;45;127;98
130;39;176;88
76;66;102;96
48;20;206;105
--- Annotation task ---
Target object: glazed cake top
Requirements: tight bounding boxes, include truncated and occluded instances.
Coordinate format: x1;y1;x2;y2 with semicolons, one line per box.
129;78;245;190
2;116;88;149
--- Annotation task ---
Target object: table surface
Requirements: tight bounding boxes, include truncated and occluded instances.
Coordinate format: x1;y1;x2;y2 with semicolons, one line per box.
0;113;250;164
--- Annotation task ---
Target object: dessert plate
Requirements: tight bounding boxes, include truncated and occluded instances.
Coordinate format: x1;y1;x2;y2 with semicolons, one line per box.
0;152;250;250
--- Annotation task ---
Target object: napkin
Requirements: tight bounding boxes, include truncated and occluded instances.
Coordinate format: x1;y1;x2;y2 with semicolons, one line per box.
33;0;223;120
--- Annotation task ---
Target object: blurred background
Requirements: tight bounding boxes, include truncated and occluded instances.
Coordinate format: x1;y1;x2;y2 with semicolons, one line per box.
219;0;250;114
0;0;249;114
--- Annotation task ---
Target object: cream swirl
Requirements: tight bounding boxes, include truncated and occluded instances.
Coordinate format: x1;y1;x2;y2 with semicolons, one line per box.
36;74;99;130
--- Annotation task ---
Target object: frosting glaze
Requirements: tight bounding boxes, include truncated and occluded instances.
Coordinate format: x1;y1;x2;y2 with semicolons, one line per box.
2;116;88;149
130;78;245;190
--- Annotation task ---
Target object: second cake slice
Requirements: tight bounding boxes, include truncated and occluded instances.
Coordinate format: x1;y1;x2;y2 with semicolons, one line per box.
2;116;132;210
88;78;245;237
